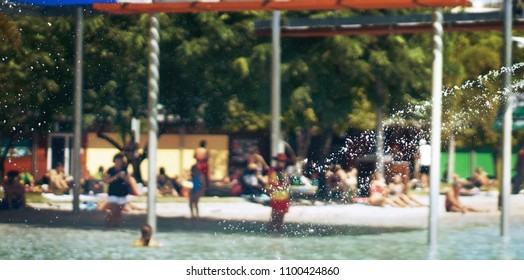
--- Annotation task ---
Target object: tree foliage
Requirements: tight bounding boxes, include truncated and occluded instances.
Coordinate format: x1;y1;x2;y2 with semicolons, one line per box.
441;31;503;152
0;15;74;176
0;9;517;177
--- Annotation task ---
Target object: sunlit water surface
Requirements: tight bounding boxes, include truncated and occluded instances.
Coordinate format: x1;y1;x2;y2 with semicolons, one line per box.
1;221;523;260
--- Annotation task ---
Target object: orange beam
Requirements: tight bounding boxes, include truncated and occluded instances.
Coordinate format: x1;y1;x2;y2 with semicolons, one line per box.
94;0;469;15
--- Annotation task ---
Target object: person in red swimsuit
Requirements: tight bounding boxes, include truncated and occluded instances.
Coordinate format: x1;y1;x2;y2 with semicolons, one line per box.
194;140;209;182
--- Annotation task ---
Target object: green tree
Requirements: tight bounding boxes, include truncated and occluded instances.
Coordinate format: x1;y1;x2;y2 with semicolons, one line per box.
441;31;503;178
280;30;431;162
0;15;74;178
83;14;150;182
157;12;272;131
0;14;21;50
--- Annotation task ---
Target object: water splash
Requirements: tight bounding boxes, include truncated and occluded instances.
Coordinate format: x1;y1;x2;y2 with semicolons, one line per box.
297;64;524;199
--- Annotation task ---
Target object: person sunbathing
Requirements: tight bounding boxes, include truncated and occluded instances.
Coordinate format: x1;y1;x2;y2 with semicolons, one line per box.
353;172;406;207
445;181;488;213
1;170;26;210
470;167;494;191
388;174;426;207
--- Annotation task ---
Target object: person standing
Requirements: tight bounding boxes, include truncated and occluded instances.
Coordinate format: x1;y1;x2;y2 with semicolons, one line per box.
267;153;291;233
102;153;139;227
189;164;207;219
418;139;431;190
194;140;209;184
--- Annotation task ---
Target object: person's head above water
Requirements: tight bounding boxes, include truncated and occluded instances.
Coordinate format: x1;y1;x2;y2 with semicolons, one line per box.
140;224;153;246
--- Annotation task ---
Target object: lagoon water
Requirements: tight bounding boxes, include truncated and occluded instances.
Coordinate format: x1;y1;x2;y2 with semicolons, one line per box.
1;215;523;260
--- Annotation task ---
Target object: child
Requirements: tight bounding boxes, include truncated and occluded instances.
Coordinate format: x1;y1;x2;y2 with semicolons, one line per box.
189;164;207;218
267;153;291;233
133;224;161;247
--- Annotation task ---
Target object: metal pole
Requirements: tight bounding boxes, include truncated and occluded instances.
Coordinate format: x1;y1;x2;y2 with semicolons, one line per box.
271;11;282;161
447;134;455;184
376;106;385;175
72;7;83;213
428;8;443;246
147;13;160;231
501;0;513;238
64;136;70;174
31;132;38;178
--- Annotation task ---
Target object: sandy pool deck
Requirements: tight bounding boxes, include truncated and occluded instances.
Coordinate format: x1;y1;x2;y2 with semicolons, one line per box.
2;191;524;233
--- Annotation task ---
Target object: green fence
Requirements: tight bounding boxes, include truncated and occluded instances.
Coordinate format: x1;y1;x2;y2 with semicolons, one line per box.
440;150;517;180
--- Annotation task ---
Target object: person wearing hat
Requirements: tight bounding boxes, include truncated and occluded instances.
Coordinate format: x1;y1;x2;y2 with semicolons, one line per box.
266;152;291;233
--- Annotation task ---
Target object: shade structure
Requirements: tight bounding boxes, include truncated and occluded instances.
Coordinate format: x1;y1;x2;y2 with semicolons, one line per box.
254;11;524;37
93;0;469;15
11;0;113;5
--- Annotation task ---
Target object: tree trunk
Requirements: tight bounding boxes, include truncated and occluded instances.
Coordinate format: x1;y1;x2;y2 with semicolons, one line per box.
295;127;312;161
321;133;333;162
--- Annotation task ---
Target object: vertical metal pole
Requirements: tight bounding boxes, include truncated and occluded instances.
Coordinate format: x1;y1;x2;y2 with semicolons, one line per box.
501;0;513;238
271;11;282;161
32;132;38;179
131;117;140;145
376;107;385;175
447;135;455;184
72;7;84;213
429;8;443;247
47;136;52;171
147;13;160;232
64;136;70;174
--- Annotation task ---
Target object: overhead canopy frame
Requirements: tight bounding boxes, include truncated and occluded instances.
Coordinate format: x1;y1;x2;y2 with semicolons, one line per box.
93;0;469;14
254;11;524;36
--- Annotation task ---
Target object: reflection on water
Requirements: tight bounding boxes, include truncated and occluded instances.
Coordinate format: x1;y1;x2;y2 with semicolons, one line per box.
1;220;523;260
